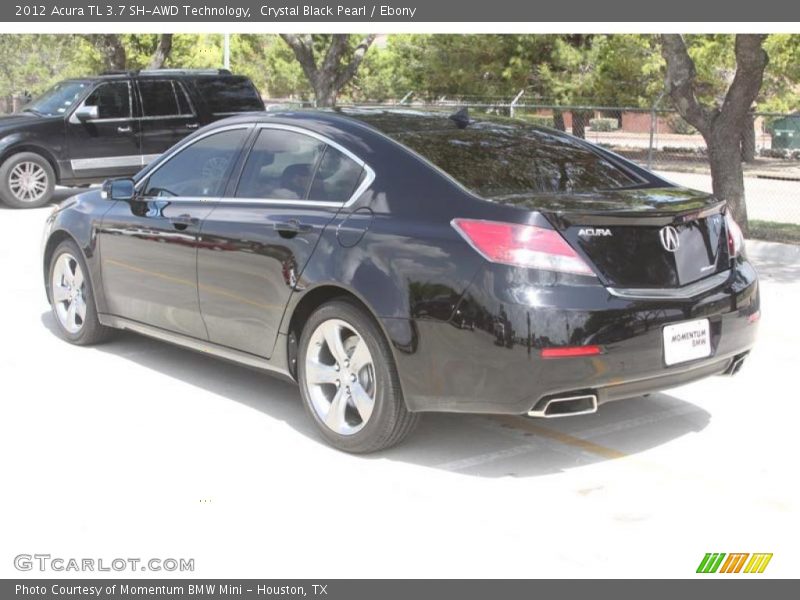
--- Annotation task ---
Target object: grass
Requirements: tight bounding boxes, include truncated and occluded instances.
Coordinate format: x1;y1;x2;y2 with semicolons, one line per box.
748;220;800;244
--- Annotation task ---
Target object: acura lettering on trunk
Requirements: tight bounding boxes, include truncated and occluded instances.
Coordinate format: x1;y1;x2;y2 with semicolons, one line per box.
41;108;759;452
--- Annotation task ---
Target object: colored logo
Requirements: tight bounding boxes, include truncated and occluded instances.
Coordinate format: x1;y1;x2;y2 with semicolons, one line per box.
696;553;773;574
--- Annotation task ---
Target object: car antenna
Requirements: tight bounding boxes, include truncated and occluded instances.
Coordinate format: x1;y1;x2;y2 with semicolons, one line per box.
449;107;470;129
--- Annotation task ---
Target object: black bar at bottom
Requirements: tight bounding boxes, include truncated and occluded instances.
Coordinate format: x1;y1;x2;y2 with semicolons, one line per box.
2;579;797;600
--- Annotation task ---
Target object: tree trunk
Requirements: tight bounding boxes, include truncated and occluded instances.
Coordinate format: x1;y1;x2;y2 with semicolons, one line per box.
280;34;376;108
552;110;566;131
148;34;173;70
661;34;768;236
86;34;126;71
572;110;591;139
708;128;749;229
740;112;756;163
313;82;337;107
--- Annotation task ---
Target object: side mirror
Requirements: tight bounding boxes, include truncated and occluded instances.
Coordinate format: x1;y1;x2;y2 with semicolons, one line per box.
75;105;98;121
102;178;136;201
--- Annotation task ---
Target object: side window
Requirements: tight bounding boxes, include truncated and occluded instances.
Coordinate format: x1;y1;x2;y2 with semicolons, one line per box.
139;80;182;117
235;129;325;200
83;82;130;119
143;129;248;198
193;77;263;115
175;82;193;115
309;146;364;202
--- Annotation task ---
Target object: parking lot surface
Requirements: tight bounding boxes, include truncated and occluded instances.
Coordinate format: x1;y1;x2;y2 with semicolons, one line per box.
1;194;798;577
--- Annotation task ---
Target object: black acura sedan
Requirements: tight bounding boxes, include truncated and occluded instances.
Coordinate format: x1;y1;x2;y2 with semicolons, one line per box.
42;108;759;452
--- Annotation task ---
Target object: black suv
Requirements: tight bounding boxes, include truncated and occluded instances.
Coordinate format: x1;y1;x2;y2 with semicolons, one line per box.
0;69;264;208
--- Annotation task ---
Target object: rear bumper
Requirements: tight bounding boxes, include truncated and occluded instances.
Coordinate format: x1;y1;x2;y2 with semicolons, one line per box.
389;259;759;414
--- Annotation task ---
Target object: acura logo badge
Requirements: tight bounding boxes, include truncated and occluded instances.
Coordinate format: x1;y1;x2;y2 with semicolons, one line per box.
659;225;680;252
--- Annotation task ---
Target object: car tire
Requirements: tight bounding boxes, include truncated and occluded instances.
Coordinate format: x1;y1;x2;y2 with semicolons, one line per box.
297;299;419;453
47;240;113;345
0;152;56;209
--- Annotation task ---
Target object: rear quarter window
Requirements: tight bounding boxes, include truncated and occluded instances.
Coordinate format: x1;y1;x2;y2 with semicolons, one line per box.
191;77;264;115
393;126;639;197
348;110;644;198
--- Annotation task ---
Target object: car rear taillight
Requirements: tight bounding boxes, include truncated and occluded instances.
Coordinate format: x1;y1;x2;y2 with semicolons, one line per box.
725;212;745;258
452;219;596;277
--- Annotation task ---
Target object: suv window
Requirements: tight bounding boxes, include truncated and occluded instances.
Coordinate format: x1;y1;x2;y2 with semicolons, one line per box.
83;81;131;120
235;129;325;200
139;80;193;117
143;128;248;198
193;77;264;115
25;81;88;117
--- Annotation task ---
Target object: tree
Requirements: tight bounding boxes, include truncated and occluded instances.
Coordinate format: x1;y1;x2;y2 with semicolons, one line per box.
0;35;91;111
148;34;173;69
279;34;376;106
85;34;126;71
83;34;177;72
529;36;598;137
661;34;769;232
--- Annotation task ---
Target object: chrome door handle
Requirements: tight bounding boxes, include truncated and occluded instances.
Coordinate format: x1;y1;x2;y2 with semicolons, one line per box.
274;219;313;237
117;126;132;133
186;123;199;129
171;214;199;231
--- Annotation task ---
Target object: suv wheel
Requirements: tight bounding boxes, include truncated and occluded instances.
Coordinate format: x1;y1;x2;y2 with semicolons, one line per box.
297;300;419;453
0;152;56;209
48;240;113;345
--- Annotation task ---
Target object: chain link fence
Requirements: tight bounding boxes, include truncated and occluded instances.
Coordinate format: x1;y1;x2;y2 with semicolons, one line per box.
266;96;800;240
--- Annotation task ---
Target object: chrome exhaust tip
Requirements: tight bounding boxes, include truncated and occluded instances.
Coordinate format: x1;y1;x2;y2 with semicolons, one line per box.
527;393;598;418
722;353;748;376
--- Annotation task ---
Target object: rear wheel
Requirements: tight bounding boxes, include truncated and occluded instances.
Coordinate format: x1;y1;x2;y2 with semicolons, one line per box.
297;300;419;453
48;240;113;345
0;152;55;208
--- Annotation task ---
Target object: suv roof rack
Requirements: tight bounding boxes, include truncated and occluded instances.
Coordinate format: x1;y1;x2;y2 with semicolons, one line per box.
99;68;233;77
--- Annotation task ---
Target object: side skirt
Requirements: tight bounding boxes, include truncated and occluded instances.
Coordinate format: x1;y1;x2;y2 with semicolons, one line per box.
98;314;296;384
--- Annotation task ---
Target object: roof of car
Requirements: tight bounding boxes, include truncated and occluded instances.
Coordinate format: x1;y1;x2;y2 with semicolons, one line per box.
63;69;243;82
211;106;588;149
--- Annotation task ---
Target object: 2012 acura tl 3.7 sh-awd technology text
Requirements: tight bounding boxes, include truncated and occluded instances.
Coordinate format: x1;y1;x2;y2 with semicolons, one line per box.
41;108;759;452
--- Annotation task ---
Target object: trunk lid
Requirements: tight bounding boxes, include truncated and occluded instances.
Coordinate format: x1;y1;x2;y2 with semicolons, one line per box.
492;186;730;288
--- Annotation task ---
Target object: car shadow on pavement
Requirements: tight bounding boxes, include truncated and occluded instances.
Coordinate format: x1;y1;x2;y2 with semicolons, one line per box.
40;311;711;479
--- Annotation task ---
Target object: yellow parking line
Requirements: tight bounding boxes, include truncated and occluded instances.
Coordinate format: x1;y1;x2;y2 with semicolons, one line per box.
493;415;628;460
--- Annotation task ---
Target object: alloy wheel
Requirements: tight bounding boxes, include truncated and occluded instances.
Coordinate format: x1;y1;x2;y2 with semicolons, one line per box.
52;253;87;334
9;161;48;204
304;318;376;436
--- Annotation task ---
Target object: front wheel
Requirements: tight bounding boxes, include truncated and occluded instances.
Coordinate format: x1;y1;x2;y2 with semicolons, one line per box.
0;152;55;208
297;300;419;453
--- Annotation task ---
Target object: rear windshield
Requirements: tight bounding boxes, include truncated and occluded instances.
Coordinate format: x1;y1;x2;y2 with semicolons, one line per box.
356;113;640;197
192;77;264;115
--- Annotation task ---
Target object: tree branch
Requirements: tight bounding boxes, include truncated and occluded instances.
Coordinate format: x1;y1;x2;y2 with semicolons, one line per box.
84;34;127;71
321;35;350;81
280;34;319;86
719;34;769;126
660;34;712;136
334;34;377;90
148;34;173;70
